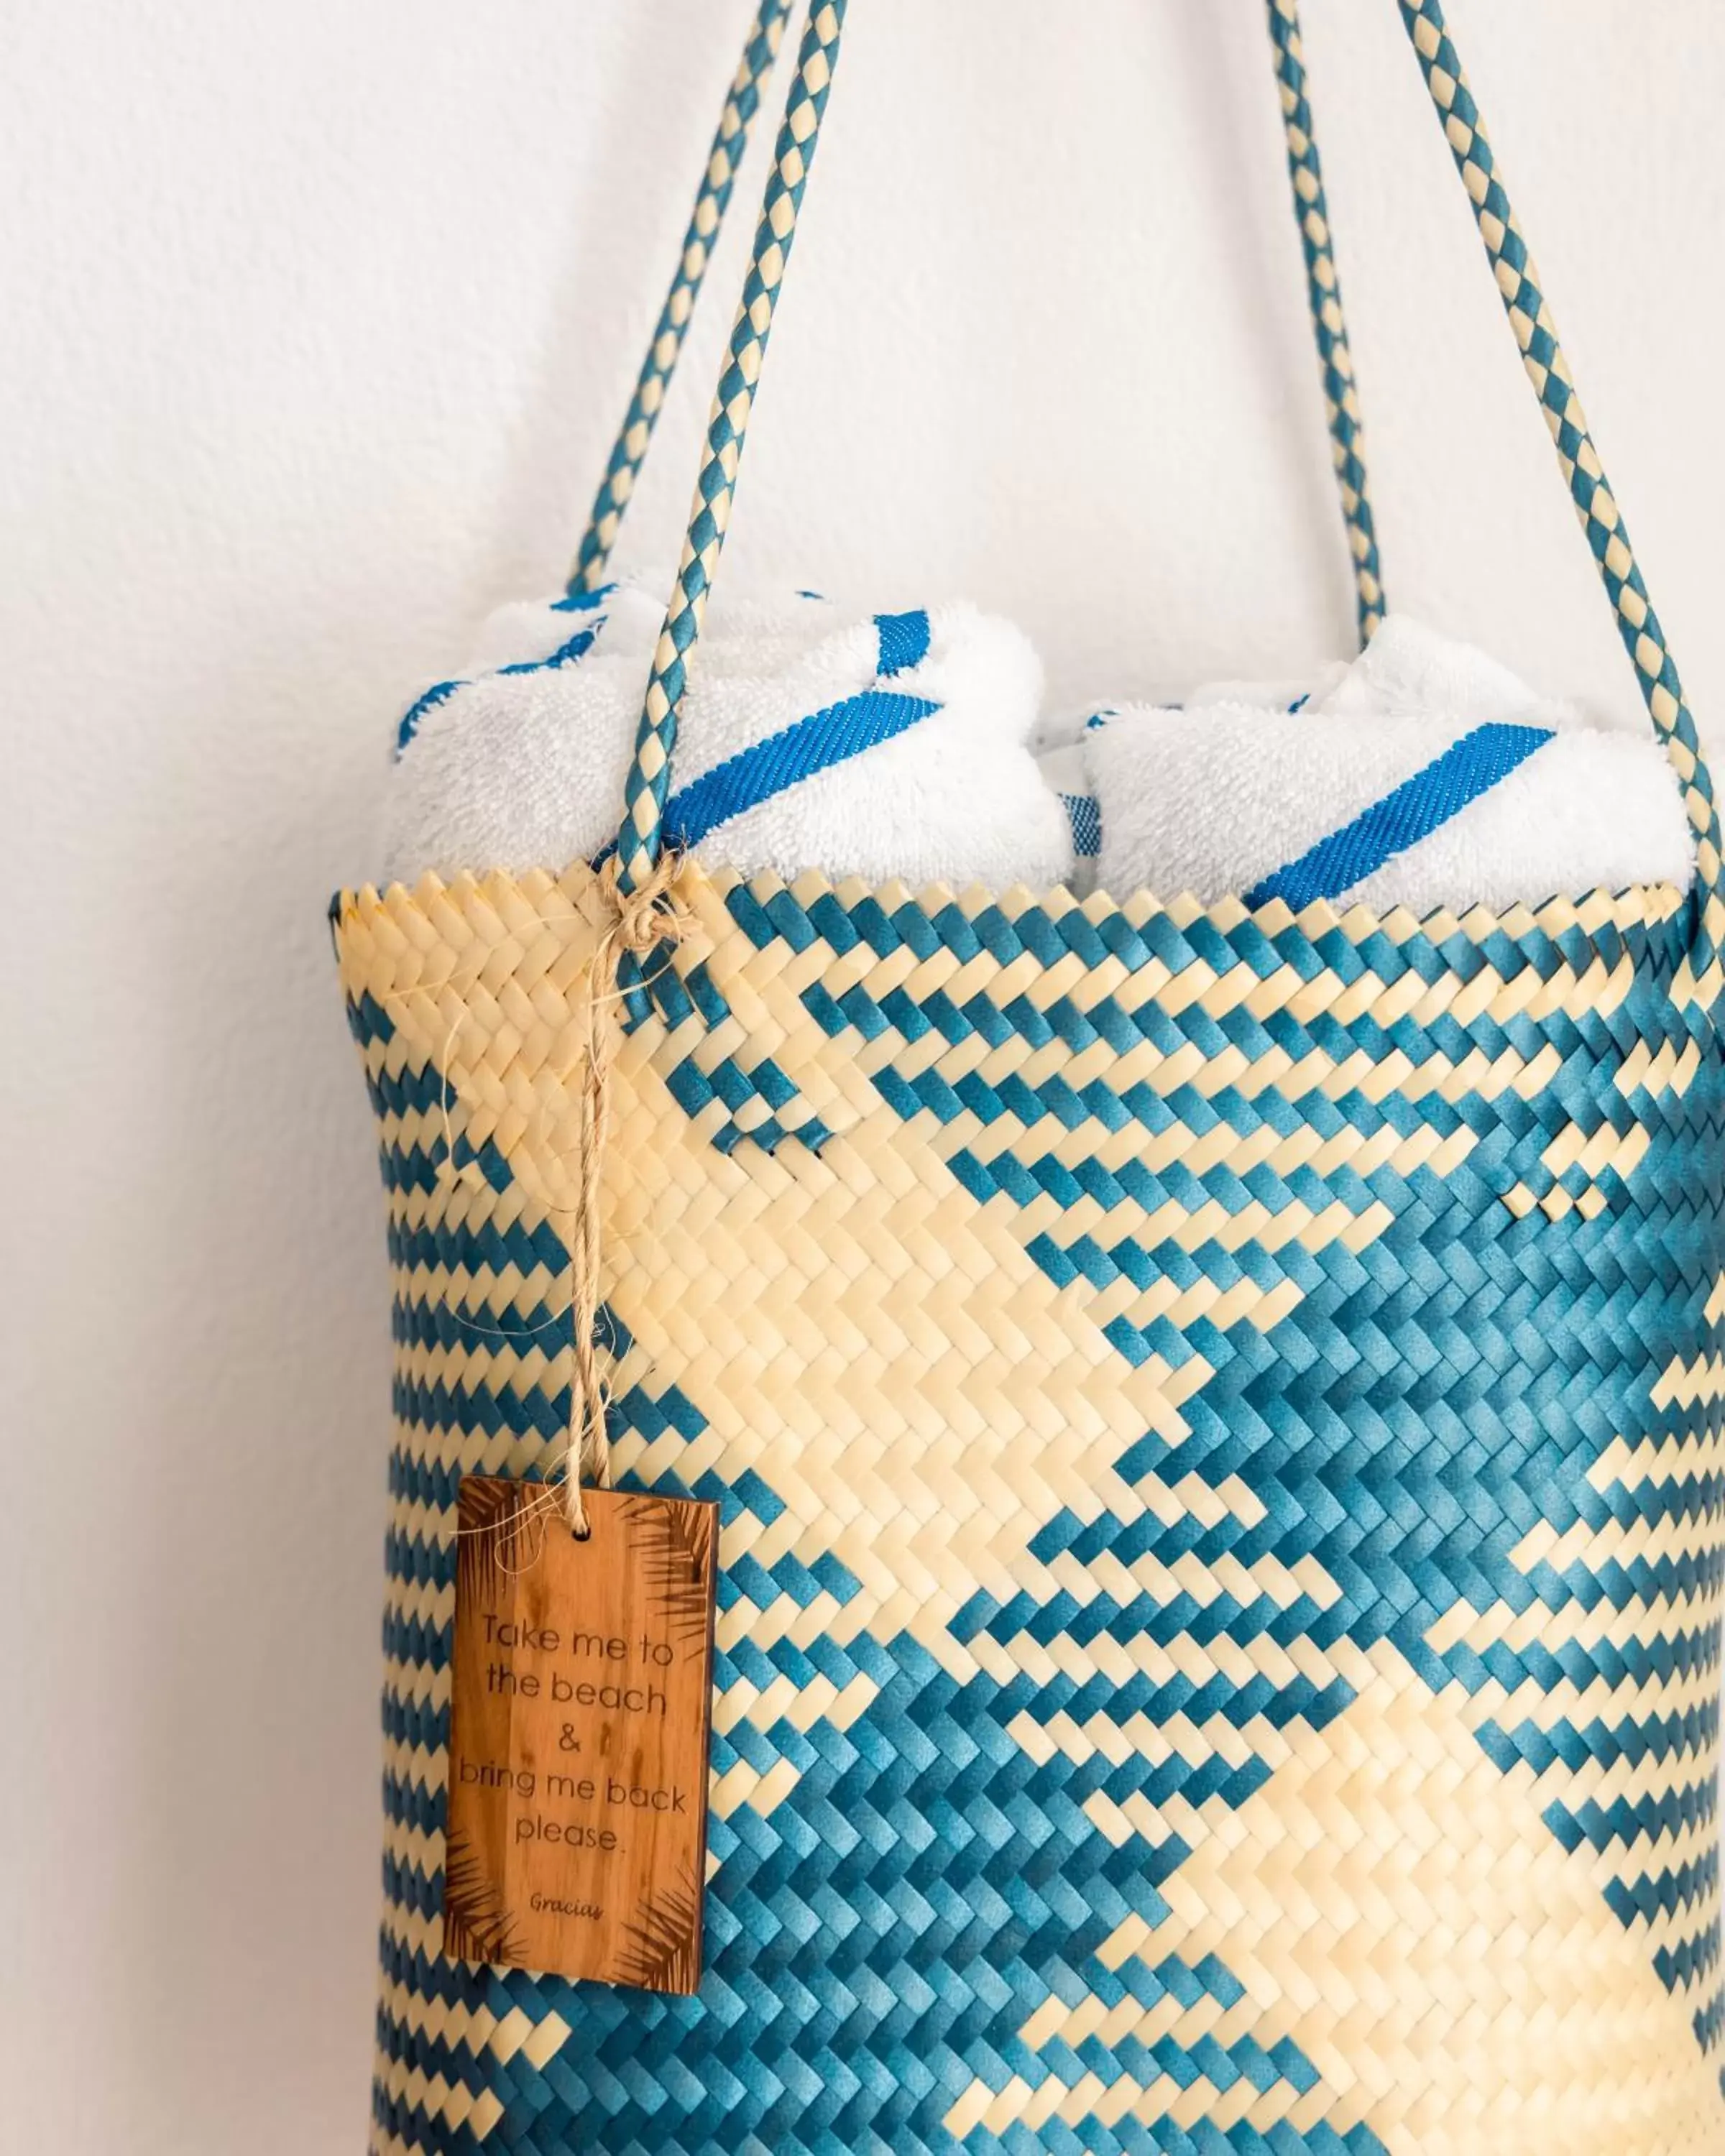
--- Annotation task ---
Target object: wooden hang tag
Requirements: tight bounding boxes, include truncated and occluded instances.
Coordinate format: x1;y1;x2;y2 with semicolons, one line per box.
441;1478;719;1993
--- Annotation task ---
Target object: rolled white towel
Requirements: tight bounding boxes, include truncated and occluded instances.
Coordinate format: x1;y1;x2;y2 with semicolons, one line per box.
1086;616;1694;914
1185;660;1349;712
381;575;1075;894
1307;613;1581;729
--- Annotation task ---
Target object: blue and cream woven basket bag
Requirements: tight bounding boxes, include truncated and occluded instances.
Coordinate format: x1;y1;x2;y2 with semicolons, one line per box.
334;4;1725;2149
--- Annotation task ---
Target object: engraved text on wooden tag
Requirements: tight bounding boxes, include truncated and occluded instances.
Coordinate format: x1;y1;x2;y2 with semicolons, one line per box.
442;1478;719;1992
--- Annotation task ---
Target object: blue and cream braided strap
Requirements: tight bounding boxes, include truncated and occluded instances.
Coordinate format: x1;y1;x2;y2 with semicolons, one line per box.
568;0;794;596
576;0;1388;657
617;1;850;894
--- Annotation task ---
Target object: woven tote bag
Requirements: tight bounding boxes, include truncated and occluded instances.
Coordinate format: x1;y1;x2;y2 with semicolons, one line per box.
334;4;1725;2150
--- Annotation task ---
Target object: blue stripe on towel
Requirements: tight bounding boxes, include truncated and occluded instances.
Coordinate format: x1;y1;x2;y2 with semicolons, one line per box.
875;609;931;678
396;678;463;755
662;688;940;852
1062;793;1102;859
395;616;607;756
550;581;615;614
1245;721;1554;911
497;623;602;679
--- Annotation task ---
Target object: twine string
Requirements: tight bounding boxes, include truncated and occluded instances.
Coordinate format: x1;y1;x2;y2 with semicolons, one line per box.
551;852;691;1537
393;857;693;1544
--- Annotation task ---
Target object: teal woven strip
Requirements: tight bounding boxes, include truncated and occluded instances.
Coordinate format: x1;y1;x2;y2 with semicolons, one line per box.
1397;0;1724;983
1266;0;1385;646
617;1;847;890
567;0;794;597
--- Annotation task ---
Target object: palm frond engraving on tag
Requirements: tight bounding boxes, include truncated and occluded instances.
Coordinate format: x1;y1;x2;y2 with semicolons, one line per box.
609;1862;703;1994
456;1475;533;1606
617;1490;717;1655
441;1831;524;1966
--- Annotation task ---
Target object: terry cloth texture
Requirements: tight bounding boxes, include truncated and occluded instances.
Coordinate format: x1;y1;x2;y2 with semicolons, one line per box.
382;576;1073;894
1086;615;1694;913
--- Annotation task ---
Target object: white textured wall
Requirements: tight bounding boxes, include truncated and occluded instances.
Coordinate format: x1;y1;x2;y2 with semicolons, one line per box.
4;4;1721;2147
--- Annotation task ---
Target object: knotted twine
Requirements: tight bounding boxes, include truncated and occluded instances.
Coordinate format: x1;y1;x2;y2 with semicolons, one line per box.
561;849;693;1537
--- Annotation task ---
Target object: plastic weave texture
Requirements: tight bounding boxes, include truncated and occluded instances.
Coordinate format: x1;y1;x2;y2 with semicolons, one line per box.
338;860;1725;2154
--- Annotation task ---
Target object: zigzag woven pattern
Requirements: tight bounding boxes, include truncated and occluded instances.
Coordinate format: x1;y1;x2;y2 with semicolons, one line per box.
1266;0;1385;646
568;0;794;597
339;859;1725;2154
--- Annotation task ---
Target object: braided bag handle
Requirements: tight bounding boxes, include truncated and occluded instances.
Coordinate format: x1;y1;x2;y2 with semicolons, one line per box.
568;0;795;596
1267;0;1385;644
1397;0;1724;982
578;6;1389;647
615;0;1723;985
610;0;1376;890
582;0;1386;663
615;1;847;890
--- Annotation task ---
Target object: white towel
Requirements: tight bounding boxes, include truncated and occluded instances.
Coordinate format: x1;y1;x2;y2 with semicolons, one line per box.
381;575;1075;893
1086;615;1694;913
1184;660;1349;712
